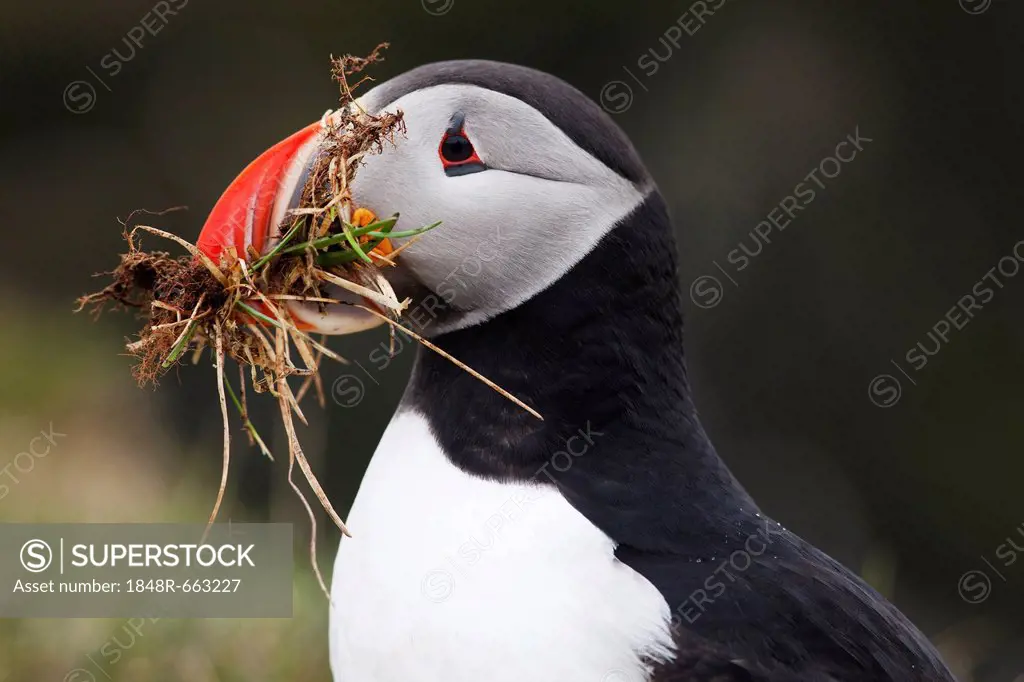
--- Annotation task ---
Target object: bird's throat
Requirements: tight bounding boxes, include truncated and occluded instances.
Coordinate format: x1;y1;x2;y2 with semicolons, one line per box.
402;192;757;551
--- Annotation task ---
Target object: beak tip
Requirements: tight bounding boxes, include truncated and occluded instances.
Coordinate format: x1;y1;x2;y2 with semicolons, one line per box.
196;121;322;263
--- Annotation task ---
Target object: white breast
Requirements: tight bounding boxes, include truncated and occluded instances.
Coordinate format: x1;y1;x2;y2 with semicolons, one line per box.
329;409;674;682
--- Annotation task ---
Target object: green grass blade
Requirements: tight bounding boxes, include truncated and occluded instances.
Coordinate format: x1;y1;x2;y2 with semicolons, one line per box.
251;217;306;272
235;301;281;328
278;216;396;257
340;223;373;264
348;215;399;238
316;238;384;267
270;214;437;268
280;232;349;255
162;320;199;368
366;220;442;240
222;375;274;460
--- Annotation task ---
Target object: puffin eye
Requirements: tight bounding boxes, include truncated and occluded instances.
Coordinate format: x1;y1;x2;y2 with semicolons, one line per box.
439;129;485;176
441;134;474;162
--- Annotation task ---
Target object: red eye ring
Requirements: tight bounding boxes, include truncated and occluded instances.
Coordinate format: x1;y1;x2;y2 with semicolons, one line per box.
439;128;484;172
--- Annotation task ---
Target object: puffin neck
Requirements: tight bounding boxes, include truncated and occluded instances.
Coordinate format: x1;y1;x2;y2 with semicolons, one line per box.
402;192;759;554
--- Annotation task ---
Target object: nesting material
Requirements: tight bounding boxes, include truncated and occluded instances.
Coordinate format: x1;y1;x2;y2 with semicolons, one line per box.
77;45;540;598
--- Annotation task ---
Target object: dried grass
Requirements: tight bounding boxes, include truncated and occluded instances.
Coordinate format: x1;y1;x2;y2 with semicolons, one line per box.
77;44;541;599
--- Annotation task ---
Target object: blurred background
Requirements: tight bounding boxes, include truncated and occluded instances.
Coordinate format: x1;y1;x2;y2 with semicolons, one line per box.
1;0;1022;679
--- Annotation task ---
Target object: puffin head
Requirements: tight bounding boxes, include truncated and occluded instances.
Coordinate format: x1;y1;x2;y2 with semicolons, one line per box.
198;60;656;337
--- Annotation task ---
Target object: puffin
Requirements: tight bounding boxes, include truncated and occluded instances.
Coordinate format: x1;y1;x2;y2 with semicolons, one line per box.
198;61;956;682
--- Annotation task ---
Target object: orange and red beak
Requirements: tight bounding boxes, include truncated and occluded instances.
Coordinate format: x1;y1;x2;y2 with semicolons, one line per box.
197;121;322;265
196;120;386;335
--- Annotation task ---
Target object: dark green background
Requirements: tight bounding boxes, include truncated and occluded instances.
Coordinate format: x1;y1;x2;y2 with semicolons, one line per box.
1;0;1022;680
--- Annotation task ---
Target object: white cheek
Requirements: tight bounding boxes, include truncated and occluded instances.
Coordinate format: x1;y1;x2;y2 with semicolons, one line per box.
359;166;639;315
351;139;445;222
423;174;633;309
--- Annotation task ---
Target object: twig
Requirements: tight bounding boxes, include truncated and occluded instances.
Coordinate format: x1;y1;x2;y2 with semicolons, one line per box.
317;269;404;313
223;372;273;460
133;225;227;286
282;394;332;602
204;325;232;539
274;366;351;535
355;304;543;421
162;293;207;368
